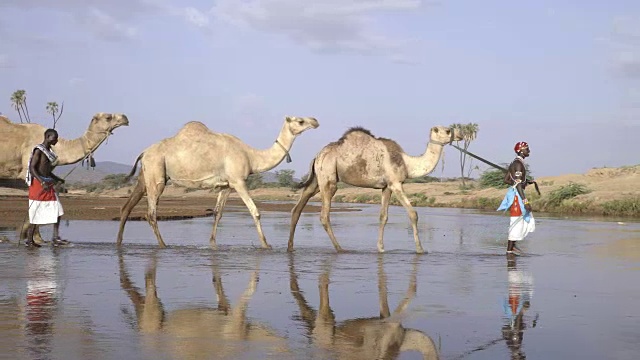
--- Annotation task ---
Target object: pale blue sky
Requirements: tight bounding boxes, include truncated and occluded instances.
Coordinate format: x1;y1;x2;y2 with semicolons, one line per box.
1;0;638;179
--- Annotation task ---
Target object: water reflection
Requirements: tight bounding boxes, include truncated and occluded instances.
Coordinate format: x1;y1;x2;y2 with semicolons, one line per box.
501;256;537;360
289;254;439;360
118;251;288;359
24;249;61;360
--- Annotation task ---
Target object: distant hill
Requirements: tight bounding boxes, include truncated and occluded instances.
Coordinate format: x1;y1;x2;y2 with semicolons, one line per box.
55;161;299;184
55;161;133;184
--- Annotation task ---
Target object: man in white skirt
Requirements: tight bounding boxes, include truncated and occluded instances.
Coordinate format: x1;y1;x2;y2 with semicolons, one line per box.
497;142;535;255
25;129;69;248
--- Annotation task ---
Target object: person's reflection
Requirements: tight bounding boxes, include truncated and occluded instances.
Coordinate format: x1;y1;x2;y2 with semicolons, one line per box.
24;249;60;360
501;256;537;360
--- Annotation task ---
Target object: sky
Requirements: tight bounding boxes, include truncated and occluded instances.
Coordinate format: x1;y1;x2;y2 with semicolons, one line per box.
1;0;639;180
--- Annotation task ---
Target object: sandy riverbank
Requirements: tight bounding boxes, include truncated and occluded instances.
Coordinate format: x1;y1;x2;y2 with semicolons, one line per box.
1;164;638;227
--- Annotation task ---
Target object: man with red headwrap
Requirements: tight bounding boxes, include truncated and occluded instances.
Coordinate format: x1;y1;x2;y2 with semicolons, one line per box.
497;142;536;255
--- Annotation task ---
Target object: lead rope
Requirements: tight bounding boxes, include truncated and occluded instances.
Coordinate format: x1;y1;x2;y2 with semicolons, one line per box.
275;140;292;163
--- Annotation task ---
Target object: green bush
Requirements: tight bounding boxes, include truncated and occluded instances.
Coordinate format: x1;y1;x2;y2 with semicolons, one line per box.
246;173;264;190
405;176;440;184
601;198;640;217
543;182;590;208
479;169;509;189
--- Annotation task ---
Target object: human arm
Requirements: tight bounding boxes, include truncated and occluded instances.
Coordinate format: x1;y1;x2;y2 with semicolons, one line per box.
50;172;65;184
511;161;532;212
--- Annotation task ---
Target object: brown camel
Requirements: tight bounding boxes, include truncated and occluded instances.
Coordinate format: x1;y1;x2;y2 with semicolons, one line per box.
118;251;288;359
289;254;440;359
117;116;319;248
0;113;129;244
288;126;462;254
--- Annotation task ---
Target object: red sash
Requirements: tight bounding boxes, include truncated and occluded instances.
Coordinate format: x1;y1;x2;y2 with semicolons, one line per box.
29;179;57;201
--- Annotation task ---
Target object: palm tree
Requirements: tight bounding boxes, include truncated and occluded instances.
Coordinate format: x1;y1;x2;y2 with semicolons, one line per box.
10;90;25;123
450;122;479;187
46;101;59;128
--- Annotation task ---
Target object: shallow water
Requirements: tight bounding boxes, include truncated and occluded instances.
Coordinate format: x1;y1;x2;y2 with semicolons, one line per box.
1;203;639;360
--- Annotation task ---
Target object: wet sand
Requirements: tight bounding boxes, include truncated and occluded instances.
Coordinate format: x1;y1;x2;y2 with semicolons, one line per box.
1;204;639;359
0;194;359;225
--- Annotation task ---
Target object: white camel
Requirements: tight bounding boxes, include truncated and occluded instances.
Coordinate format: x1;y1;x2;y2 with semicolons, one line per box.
117;116;319;248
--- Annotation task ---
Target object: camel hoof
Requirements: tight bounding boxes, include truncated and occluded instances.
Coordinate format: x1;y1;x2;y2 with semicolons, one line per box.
336;248;346;253
416;249;426;254
287;247;295;253
261;244;273;250
378;248;385;253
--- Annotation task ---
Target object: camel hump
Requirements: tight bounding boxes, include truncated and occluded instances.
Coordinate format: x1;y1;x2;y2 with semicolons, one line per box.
175;121;212;137
337;126;376;143
0;115;12;124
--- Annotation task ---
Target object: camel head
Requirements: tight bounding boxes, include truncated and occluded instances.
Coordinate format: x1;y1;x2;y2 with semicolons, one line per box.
430;126;463;145
88;112;130;135
285;116;319;135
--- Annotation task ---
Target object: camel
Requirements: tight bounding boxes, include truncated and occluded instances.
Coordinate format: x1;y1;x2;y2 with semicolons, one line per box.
118;251;288;359
0;113;129;245
0;113;130;180
289;254;440;360
288;126;463;254
117;116;319;249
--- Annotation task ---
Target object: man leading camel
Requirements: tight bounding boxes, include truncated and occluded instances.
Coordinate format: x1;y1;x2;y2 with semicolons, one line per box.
25;129;69;248
498;141;535;255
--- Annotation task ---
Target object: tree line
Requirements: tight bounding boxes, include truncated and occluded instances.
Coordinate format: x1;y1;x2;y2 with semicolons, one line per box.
9;89;63;128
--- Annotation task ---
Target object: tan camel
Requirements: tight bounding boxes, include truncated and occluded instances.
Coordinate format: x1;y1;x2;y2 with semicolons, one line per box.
288;126;462;254
1;113;129;244
289;254;440;360
118;251;288;359
117;116;319;249
0;113;130;180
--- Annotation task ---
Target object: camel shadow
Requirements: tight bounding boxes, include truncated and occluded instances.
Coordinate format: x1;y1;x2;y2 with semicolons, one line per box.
118;250;289;359
288;253;440;360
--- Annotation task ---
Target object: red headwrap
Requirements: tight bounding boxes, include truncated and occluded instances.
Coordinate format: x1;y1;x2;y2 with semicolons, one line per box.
514;141;529;153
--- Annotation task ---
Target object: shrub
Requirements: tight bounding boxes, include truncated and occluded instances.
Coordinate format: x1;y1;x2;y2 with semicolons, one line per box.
601;198;640;217
479;169;509;189
543;182;590;208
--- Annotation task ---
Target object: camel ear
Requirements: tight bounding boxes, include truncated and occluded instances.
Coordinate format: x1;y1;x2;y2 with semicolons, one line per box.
432;127;439;133
285;116;293;122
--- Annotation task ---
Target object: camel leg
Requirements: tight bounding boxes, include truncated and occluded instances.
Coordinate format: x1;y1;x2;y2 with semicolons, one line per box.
232;181;271;249
212;261;230;314
145;176;167;248
314;267;336;348
393;254;419;316
209;188;231;250
288;177;320;252
378;254;391;318
117;175;146;246
377;187;392;253
319;181;343;252
389;183;424;254
226;260;260;335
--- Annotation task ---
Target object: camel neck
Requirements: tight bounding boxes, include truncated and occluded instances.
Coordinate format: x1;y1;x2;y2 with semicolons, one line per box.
249;123;296;174
402;141;445;178
53;129;110;165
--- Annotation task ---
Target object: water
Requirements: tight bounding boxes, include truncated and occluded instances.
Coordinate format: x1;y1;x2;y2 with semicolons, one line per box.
1;203;639;359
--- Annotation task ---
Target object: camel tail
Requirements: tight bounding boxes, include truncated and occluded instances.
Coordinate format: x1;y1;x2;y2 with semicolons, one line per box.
124;153;144;182
295;158;317;190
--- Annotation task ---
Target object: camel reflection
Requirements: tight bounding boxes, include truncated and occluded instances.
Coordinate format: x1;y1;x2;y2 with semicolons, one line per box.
502;256;537;360
118;251;287;359
289;254;439;360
